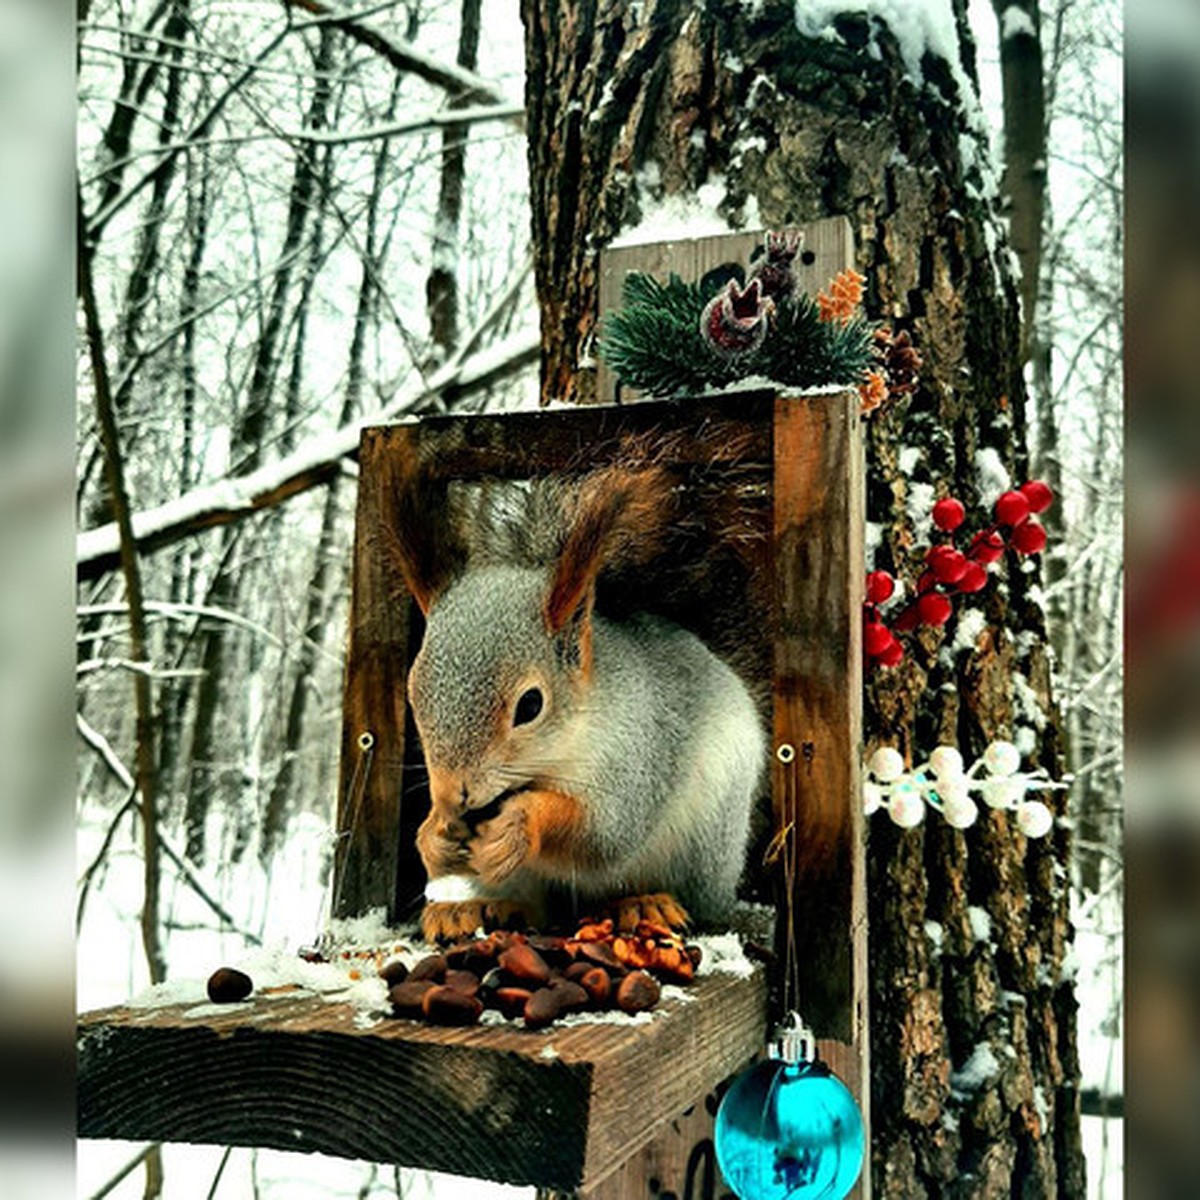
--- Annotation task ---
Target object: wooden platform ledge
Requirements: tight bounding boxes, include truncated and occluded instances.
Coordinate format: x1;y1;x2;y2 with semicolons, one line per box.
78;967;766;1193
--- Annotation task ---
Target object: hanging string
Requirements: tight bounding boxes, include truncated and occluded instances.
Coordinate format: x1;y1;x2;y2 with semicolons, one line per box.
765;741;803;1022
323;729;376;941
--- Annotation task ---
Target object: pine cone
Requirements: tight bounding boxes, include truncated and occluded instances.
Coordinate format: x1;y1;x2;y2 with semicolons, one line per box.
700;277;774;356
874;327;921;399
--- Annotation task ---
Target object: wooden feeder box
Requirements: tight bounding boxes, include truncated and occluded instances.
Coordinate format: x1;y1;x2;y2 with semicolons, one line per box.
78;219;869;1198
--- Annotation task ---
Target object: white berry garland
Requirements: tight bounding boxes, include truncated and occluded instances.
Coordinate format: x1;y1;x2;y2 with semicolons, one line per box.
864;741;1065;836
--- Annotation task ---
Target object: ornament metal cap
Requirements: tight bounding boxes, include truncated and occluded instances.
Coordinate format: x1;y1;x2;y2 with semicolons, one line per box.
769;1011;816;1065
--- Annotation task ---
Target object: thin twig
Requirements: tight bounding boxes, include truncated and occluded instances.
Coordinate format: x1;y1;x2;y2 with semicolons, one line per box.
86;1142;162;1200
75;715;262;945
205;1146;233;1200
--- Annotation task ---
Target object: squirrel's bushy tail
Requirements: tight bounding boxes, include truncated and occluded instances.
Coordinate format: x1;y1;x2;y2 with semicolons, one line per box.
545;464;675;633
382;438;679;620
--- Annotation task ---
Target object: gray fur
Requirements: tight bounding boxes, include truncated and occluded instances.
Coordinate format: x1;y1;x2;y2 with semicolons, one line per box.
409;562;765;924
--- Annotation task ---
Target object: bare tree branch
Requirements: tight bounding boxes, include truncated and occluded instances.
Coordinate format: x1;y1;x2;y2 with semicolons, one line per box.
77;713;265;946
283;0;509;104
85;1142;163;1200
77;320;537;579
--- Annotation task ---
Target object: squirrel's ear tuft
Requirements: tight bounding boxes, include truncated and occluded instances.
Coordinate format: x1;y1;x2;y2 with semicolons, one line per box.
380;453;466;615
544;465;675;635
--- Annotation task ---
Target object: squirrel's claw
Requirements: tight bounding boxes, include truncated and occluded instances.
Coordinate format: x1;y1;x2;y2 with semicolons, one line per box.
610;892;691;934
421;899;527;943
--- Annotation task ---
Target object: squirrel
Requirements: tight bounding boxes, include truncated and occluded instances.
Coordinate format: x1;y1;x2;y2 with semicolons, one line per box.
385;455;767;943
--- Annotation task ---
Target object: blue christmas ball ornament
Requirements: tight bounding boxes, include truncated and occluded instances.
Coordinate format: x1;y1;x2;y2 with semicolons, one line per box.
715;1058;865;1200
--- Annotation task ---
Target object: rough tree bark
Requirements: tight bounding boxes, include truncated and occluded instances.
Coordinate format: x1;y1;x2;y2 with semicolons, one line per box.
520;2;1084;1195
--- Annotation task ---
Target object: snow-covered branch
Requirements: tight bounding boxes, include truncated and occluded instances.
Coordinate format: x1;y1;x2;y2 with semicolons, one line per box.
76;327;539;579
284;0;510;104
83;102;524;185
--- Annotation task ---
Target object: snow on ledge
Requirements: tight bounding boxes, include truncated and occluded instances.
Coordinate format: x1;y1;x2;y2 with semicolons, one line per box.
610;176;761;248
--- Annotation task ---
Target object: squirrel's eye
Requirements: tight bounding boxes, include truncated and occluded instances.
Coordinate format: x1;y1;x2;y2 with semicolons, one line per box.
513;687;544;727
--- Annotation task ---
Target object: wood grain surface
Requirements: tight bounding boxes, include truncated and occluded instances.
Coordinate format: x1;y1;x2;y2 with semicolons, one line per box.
78;968;766;1192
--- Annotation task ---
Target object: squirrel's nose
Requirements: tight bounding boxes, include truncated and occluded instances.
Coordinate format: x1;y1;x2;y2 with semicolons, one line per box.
460;782;469;808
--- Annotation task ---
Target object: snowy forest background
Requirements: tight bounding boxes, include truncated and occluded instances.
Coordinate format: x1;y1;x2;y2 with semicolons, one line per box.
75;1;1122;1197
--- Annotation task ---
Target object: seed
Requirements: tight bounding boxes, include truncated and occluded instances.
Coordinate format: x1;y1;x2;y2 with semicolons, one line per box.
389;979;436;1017
378;959;409;987
523;987;567;1029
207;967;252;1004
550;979;590;1014
498;942;552;985
408;954;448;983
491;986;534;1019
422;985;483;1026
578;967;611;1008
578;941;625;973
616;971;660;1014
444;969;481;997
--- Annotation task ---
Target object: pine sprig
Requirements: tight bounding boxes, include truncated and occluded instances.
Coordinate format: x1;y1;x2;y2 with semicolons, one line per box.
757;292;876;388
599;268;877;397
601;272;740;395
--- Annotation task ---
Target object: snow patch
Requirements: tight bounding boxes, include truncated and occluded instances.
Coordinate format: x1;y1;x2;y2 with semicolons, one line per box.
794;1;974;104
1013;673;1048;730
967;905;992;944
951;1042;1001;1094
953;606;988;652
865;520;884;561
610;176;738;248
693;932;757;978
906;480;936;543
975;446;1011;506
924;920;945;955
1001;6;1037;41
587;78;617;125
898;444;923;474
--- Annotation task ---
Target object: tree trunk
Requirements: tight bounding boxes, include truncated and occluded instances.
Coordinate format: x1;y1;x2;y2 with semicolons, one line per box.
991;0;1046;364
520;2;1084;1195
426;0;481;361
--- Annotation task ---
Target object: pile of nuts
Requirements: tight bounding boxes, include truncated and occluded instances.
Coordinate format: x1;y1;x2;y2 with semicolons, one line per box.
385;919;702;1030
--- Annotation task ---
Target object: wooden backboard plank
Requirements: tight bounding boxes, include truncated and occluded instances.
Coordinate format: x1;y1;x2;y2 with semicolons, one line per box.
772;391;869;1198
596;217;856;403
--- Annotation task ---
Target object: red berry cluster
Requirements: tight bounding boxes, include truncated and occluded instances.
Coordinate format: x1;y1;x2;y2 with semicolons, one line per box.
864;480;1053;669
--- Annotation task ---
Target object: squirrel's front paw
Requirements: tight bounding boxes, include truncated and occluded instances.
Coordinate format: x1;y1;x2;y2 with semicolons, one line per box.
416;811;472;877
610;892;691;933
421;900;527;943
470;803;531;886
